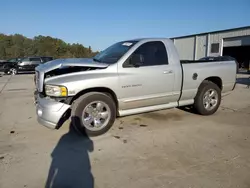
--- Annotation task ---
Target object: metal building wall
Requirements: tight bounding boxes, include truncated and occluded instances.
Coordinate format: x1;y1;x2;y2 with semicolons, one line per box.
196;35;208;59
173;27;250;60
223;35;250;47
174;37;195;60
209;28;250;56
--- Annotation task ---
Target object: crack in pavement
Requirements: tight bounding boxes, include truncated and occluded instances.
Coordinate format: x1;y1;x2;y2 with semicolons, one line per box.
0;75;13;95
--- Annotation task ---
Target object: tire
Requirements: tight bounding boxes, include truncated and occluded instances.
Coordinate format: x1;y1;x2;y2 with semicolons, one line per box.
9;68;18;75
71;92;116;137
194;80;221;115
5;69;11;75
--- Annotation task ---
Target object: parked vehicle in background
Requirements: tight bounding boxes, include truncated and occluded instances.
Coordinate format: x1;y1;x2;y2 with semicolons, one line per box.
0;58;20;73
4;56;53;75
34;38;237;137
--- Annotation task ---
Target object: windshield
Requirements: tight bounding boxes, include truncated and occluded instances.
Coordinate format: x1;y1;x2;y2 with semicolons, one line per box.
7;58;17;62
94;41;138;64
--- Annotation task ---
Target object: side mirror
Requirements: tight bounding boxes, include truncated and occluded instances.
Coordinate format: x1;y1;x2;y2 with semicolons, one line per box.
130;54;144;67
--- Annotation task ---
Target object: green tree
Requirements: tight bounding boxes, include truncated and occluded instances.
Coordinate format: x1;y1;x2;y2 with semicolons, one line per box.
0;33;98;60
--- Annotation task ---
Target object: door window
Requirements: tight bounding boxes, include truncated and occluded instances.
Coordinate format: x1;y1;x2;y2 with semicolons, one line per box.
124;41;168;67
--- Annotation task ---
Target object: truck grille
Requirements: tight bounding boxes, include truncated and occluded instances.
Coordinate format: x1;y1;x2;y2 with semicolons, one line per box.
35;71;39;90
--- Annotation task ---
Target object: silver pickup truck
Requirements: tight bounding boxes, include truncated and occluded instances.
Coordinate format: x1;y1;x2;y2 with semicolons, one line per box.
35;38;237;136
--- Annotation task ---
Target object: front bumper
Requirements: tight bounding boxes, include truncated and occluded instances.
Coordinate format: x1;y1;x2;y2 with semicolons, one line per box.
35;94;71;129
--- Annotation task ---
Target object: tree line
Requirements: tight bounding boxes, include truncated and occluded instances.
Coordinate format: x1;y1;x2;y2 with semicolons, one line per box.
0;33;99;60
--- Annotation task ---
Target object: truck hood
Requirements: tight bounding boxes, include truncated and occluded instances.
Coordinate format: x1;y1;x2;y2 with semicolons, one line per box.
35;58;109;73
35;58;109;92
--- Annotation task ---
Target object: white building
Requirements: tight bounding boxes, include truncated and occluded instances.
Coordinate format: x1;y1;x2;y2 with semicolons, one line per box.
171;26;250;68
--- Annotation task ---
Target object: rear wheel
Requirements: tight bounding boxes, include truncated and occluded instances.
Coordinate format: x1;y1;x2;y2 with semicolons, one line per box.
71;92;116;137
194;81;221;115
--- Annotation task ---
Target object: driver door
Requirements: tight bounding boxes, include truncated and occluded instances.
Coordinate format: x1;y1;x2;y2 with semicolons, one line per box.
118;41;176;110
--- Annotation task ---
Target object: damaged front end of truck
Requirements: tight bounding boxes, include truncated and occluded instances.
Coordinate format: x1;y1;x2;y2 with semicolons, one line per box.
34;58;110;129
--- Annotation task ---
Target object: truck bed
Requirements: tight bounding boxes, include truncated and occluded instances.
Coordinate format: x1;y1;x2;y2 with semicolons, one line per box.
179;60;237;103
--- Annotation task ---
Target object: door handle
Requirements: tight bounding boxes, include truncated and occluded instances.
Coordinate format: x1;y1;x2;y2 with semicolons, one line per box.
163;70;173;74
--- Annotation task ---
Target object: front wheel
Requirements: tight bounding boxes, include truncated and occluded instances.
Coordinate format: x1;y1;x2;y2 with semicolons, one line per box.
71;92;116;137
194;81;221;115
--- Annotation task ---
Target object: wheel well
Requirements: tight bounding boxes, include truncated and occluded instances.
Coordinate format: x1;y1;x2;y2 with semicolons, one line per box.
204;77;222;90
70;87;118;109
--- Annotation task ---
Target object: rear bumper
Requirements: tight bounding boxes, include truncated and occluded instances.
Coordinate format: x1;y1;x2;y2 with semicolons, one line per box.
35;94;71;129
